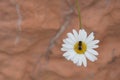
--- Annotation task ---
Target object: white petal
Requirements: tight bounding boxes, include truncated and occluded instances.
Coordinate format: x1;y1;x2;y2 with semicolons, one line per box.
62;44;73;49
85;52;97;62
87;48;99;55
67;33;76;42
85;52;94;62
78;29;87;41
66;54;75;60
81;54;87;67
63;39;71;45
72;54;79;64
88;40;100;45
73;29;79;41
87;45;99;49
78;29;82;41
76;55;82;66
61;48;67;51
63;50;75;60
92;40;100;44
63;39;69;44
65;38;75;45
63;52;73;60
82;29;87;41
85;32;94;43
61;47;72;51
63;52;70;57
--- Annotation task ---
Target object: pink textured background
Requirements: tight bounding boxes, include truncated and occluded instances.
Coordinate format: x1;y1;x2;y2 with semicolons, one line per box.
0;0;120;80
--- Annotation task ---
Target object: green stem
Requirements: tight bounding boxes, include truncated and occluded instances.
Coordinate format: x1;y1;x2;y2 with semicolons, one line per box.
76;0;82;29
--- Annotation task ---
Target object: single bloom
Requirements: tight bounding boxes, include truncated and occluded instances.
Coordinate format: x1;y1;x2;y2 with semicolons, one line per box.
61;29;100;67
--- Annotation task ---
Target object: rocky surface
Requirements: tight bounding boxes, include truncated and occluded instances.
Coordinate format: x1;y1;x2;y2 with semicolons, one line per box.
0;0;120;80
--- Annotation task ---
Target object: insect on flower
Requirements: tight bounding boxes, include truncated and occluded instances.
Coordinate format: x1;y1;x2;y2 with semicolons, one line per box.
61;29;100;67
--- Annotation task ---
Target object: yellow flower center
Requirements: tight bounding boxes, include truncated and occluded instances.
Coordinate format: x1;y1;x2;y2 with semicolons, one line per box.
74;41;87;54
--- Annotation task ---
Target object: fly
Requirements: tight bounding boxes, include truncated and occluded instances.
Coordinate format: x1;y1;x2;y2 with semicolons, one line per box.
78;41;82;50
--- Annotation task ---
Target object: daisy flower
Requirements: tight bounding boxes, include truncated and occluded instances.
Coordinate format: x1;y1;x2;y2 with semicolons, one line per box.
61;29;100;67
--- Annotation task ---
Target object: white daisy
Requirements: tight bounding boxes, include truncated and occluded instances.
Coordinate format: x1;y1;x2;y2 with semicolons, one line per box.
61;29;100;67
